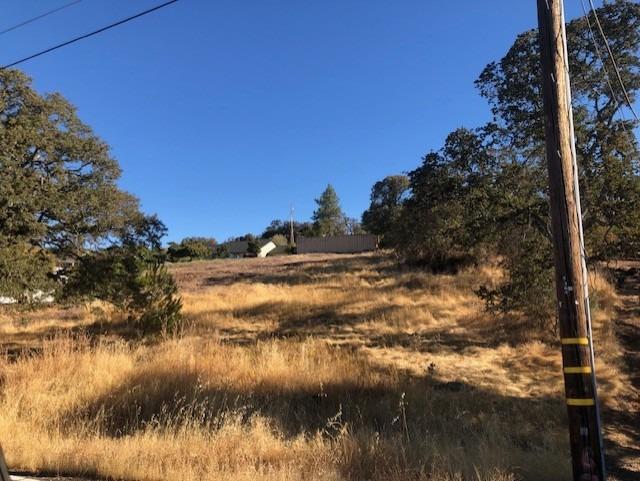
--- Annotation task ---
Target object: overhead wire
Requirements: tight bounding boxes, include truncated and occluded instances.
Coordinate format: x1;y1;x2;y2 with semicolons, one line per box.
0;0;180;70
575;2;640;405
578;0;640;157
587;0;639;121
0;0;83;37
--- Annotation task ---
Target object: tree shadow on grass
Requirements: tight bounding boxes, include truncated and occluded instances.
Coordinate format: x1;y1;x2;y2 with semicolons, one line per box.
1;319;150;363
58;360;567;450
196;255;399;289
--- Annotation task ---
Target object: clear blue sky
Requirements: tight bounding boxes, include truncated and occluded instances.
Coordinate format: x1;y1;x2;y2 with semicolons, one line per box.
0;0;598;242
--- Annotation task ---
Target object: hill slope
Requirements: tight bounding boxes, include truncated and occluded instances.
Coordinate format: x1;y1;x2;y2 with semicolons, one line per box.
0;253;636;481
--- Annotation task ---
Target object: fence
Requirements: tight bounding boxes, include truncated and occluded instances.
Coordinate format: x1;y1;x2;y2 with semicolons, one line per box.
296;234;378;254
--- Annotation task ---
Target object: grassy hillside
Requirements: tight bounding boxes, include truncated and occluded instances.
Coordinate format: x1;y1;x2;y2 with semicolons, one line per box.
0;253;634;481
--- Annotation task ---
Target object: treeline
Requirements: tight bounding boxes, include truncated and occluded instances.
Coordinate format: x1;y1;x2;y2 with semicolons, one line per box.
362;1;640;326
166;237;223;262
0;69;181;333
168;184;365;262
261;185;365;239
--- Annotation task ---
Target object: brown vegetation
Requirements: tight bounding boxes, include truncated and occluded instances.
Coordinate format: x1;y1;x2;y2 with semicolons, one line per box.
0;253;634;481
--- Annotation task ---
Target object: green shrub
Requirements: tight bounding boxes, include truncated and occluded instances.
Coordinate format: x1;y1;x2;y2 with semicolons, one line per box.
64;247;182;334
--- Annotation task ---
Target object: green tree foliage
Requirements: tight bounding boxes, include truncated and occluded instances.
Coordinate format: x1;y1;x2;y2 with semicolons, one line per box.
0;69;181;329
1;70;141;264
0;69;135;300
312;184;347;236
476;1;640;261
475;0;640;319
387;1;640;323
395;129;499;269
246;239;261;256
214;244;229;258
167;237;217;262
261;219;315;240
0;244;55;304
230;233;256;242
362;175;409;246
64;212;182;333
262;220;289;238
66;248;182;334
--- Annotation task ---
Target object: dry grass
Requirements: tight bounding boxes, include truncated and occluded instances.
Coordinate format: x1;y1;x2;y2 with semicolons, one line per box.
0;253;631;481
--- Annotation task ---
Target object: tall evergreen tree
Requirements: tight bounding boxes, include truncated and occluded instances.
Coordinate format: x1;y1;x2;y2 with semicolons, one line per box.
312;184;347;236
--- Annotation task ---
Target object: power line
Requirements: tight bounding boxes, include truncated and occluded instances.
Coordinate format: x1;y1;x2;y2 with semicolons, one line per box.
0;0;180;70
578;0;640;155
0;0;83;37
586;0;640;121
579;0;620;116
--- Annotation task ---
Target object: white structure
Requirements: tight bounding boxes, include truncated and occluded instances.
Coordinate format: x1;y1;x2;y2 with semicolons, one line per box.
257;241;277;258
0;290;54;305
223;239;278;258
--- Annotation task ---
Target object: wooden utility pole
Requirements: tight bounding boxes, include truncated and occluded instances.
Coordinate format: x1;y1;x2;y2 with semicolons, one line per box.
0;445;10;481
289;204;295;245
536;1;607;480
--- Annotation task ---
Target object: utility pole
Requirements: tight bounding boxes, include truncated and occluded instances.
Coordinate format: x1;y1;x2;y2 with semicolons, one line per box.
536;1;606;480
289;204;295;245
0;445;10;481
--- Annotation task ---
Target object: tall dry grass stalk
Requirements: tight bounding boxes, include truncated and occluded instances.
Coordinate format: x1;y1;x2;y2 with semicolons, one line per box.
0;254;629;481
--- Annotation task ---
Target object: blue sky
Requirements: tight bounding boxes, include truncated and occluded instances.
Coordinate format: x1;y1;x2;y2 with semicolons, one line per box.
1;0;599;242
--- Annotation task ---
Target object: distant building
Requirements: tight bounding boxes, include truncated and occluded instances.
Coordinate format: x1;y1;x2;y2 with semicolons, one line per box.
223;239;277;258
296;234;378;254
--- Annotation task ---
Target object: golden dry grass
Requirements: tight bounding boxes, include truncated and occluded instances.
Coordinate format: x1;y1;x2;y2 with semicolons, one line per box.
0;253;632;481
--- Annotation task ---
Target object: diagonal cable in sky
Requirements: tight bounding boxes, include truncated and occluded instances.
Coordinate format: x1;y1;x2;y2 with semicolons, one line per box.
0;0;180;70
586;0;639;121
0;0;83;37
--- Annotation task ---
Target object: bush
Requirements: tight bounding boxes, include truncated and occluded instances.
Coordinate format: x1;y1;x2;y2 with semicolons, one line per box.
476;229;556;332
214;244;229;258
247;240;260;256
64;247;183;334
136;261;183;334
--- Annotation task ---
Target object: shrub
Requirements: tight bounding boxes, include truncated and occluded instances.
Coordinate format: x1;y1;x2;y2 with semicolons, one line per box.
64;247;182;334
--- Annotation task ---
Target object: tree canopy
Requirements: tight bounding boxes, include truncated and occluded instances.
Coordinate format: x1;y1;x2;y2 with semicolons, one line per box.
312;184;347;236
261;219;315;241
362;175;409;246
167;237;217;262
377;0;640;322
0;69;181;329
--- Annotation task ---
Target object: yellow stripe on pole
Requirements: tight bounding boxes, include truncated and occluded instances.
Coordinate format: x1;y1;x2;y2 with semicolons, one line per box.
567;398;595;406
561;337;589;345
564;366;592;374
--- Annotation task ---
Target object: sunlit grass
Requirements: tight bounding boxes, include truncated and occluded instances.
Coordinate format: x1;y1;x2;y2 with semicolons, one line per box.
0;253;628;481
